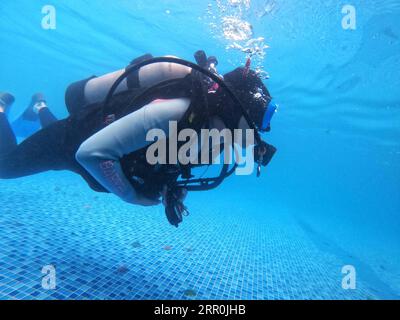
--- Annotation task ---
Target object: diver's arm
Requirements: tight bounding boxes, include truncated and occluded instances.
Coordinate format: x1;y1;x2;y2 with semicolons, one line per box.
75;98;190;206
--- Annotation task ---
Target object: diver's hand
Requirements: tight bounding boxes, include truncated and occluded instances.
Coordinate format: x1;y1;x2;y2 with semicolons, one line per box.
161;186;189;227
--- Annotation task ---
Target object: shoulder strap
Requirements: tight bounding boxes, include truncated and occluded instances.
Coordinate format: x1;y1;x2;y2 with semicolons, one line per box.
176;71;210;133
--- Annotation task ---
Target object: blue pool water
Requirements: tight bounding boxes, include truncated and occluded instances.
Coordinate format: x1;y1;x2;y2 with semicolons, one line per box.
0;0;399;300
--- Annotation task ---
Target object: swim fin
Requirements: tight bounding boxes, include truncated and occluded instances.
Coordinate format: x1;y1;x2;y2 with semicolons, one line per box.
0;92;15;115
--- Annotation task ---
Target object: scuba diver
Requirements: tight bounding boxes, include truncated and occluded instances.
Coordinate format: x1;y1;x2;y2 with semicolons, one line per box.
0;52;277;226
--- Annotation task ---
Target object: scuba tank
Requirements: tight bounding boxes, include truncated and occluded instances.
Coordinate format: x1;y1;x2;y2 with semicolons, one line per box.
65;54;192;115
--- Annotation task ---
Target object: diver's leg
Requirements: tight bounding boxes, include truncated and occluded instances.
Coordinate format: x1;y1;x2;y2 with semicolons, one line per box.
0;119;69;179
23;93;58;128
37;105;58;128
0;92;17;154
0;112;17;154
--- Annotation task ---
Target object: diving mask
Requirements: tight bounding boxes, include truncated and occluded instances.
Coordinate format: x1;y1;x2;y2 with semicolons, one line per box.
260;99;278;132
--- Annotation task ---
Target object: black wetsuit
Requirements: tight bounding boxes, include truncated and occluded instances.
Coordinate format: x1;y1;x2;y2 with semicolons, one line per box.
0;107;106;192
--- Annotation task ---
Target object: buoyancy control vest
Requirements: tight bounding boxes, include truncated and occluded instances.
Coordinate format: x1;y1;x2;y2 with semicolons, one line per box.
64;54;276;202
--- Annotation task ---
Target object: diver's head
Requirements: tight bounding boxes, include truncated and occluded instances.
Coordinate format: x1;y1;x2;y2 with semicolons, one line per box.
221;67;277;132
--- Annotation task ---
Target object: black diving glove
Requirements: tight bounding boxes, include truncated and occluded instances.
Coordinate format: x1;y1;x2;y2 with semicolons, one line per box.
254;141;277;167
162;187;189;227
